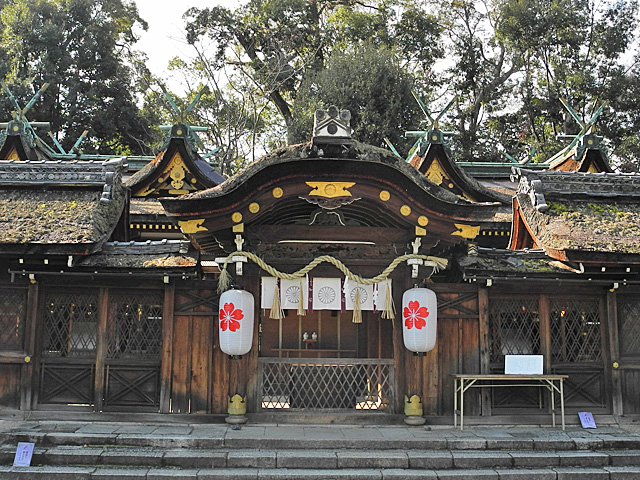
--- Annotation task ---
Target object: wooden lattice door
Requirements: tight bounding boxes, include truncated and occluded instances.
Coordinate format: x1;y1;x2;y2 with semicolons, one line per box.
488;296;542;410
103;291;163;410
0;288;29;408
549;296;608;412
614;293;640;414
37;288;165;411
38;290;99;406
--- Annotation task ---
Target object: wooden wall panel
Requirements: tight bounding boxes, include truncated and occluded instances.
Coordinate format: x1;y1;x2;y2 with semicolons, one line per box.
622;370;640;414
190;316;212;413
0;364;20;408
170;315;191;413
438;315;459;416
211;335;229;414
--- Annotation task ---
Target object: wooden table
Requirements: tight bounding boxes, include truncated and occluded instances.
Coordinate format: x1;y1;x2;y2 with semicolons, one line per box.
452;374;568;430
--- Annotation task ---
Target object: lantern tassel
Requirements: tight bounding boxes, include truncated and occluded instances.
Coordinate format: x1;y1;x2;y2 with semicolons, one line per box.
297;278;306;316
269;279;283;320
352;285;362;323
381;281;395;321
217;266;232;293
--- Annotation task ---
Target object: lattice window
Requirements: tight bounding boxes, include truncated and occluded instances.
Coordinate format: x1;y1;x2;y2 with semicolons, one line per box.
42;292;98;357
550;299;602;363
489;298;541;363
107;293;163;359
0;290;27;350
260;359;393;410
617;297;640;357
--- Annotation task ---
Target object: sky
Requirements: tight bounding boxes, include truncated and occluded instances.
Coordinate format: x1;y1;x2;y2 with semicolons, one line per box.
133;0;232;92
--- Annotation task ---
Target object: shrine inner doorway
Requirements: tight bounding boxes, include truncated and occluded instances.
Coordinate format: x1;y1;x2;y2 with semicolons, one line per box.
257;309;395;412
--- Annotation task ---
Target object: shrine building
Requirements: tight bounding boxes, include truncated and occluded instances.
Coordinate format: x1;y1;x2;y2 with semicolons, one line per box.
0;91;638;427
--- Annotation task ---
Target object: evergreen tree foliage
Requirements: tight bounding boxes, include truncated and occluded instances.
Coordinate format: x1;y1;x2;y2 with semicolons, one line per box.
0;0;154;155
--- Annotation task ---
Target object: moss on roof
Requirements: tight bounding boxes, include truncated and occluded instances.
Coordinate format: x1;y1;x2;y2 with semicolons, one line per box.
125;151;164;188
0;184;125;244
130;198;166;215
80;253;196;268
519;194;640;254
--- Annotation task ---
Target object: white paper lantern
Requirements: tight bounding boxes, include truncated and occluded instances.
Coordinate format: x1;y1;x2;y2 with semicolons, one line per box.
219;289;255;357
402;287;437;353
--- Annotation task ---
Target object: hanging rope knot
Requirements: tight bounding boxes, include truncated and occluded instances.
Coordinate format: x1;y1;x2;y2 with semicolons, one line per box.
216;252;448;294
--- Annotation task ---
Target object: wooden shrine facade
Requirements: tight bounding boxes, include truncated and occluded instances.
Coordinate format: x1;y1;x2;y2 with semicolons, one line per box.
0;99;639;426
3;274;640;420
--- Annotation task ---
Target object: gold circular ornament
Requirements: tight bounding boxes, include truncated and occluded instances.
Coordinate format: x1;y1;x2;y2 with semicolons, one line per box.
400;205;411;216
12;125;19;132
249;202;260;213
324;183;337;196
231;212;243;223
379;190;390;201
272;187;283;198
191;177;197;183
176;129;183;135
431;135;438;141
418;216;429;226
448;183;454;188
588;139;594;145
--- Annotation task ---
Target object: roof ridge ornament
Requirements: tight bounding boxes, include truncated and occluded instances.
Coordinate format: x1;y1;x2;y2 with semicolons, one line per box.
545;98;605;165
0;82;53;153
158;86;218;157
403;92;456;162
312;106;353;145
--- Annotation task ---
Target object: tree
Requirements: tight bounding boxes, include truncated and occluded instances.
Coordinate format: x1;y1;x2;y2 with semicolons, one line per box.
0;0;154;155
184;0;442;146
493;0;640;164
291;43;423;153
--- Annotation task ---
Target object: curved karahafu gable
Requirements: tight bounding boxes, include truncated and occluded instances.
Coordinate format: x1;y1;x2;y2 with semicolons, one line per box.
160;141;507;255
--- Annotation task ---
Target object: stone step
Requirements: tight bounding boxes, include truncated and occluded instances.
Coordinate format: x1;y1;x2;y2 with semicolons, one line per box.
5;428;640;451
2;445;640;470
0;465;640;479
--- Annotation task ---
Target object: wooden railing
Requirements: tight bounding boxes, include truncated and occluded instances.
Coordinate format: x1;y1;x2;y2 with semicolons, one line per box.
258;357;394;411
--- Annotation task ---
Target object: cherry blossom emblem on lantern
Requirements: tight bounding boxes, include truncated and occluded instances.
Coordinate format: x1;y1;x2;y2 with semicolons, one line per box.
220;302;243;332
403;300;428;330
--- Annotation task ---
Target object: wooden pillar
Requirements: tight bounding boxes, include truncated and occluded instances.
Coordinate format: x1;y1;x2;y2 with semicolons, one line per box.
607;290;623;417
539;294;552;373
245;271;261;413
20;283;39;411
478;287;491;416
93;287;109;412
392;271;406;414
159;282;175;413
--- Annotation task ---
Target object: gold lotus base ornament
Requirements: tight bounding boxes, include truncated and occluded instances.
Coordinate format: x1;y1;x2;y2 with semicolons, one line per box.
226;394;248;425
404;394;426;425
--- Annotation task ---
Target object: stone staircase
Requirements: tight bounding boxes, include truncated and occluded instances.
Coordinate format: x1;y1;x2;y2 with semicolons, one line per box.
1;421;640;479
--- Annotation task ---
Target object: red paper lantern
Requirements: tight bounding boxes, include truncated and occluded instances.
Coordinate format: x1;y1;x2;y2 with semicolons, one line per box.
219;288;255;357
402;287;437;353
